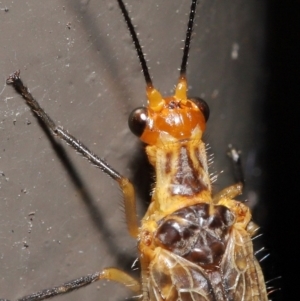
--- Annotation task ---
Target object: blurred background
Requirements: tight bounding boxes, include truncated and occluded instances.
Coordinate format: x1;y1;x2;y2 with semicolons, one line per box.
0;0;297;300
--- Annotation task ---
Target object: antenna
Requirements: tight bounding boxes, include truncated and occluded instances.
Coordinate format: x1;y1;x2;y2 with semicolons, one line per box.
117;0;153;87
180;0;198;79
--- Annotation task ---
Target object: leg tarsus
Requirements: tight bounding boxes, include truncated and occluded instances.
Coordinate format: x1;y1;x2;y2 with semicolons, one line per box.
7;70;139;238
227;144;245;185
16;268;140;301
213;182;243;204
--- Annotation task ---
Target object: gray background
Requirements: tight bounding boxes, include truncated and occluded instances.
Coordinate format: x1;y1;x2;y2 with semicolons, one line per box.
0;1;278;301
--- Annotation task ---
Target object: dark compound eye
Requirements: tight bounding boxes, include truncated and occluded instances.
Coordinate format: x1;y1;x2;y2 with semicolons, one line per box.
128;107;148;137
190;97;210;122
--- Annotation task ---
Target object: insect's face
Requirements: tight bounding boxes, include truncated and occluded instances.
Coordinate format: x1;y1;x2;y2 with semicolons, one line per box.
0;1;267;301
129;81;209;145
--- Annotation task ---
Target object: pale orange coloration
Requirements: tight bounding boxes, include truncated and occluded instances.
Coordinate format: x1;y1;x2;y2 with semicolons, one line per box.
137;78;268;300
141;80;206;146
4;0;269;300
5;68;269;301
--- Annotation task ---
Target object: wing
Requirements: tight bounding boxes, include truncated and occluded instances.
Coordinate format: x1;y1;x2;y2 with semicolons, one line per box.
148;247;214;301
142;202;268;301
146;229;268;301
221;226;268;301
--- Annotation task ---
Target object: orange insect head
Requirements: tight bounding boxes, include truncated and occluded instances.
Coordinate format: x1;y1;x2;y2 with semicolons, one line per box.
129;77;209;145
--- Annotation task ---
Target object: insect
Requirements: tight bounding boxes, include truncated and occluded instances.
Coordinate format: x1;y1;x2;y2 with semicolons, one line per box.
0;1;269;301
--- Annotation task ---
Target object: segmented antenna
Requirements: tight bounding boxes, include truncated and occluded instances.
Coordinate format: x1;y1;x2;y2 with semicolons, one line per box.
117;0;153;87
180;0;198;79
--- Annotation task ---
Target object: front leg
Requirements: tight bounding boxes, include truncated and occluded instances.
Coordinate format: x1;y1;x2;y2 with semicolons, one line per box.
6;71;139;237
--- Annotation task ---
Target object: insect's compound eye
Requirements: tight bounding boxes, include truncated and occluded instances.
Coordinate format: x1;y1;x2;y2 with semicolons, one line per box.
128;107;148;137
190;97;210;122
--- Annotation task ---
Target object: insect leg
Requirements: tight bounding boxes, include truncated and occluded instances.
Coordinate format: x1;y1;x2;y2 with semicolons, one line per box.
212;145;245;204
6;70;139;238
212;182;243;203
227;144;245;185
10;268;140;301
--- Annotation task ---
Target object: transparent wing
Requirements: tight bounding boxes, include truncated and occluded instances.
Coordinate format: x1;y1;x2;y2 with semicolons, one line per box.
148;248;215;301
221;226;268;301
146;226;268;301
